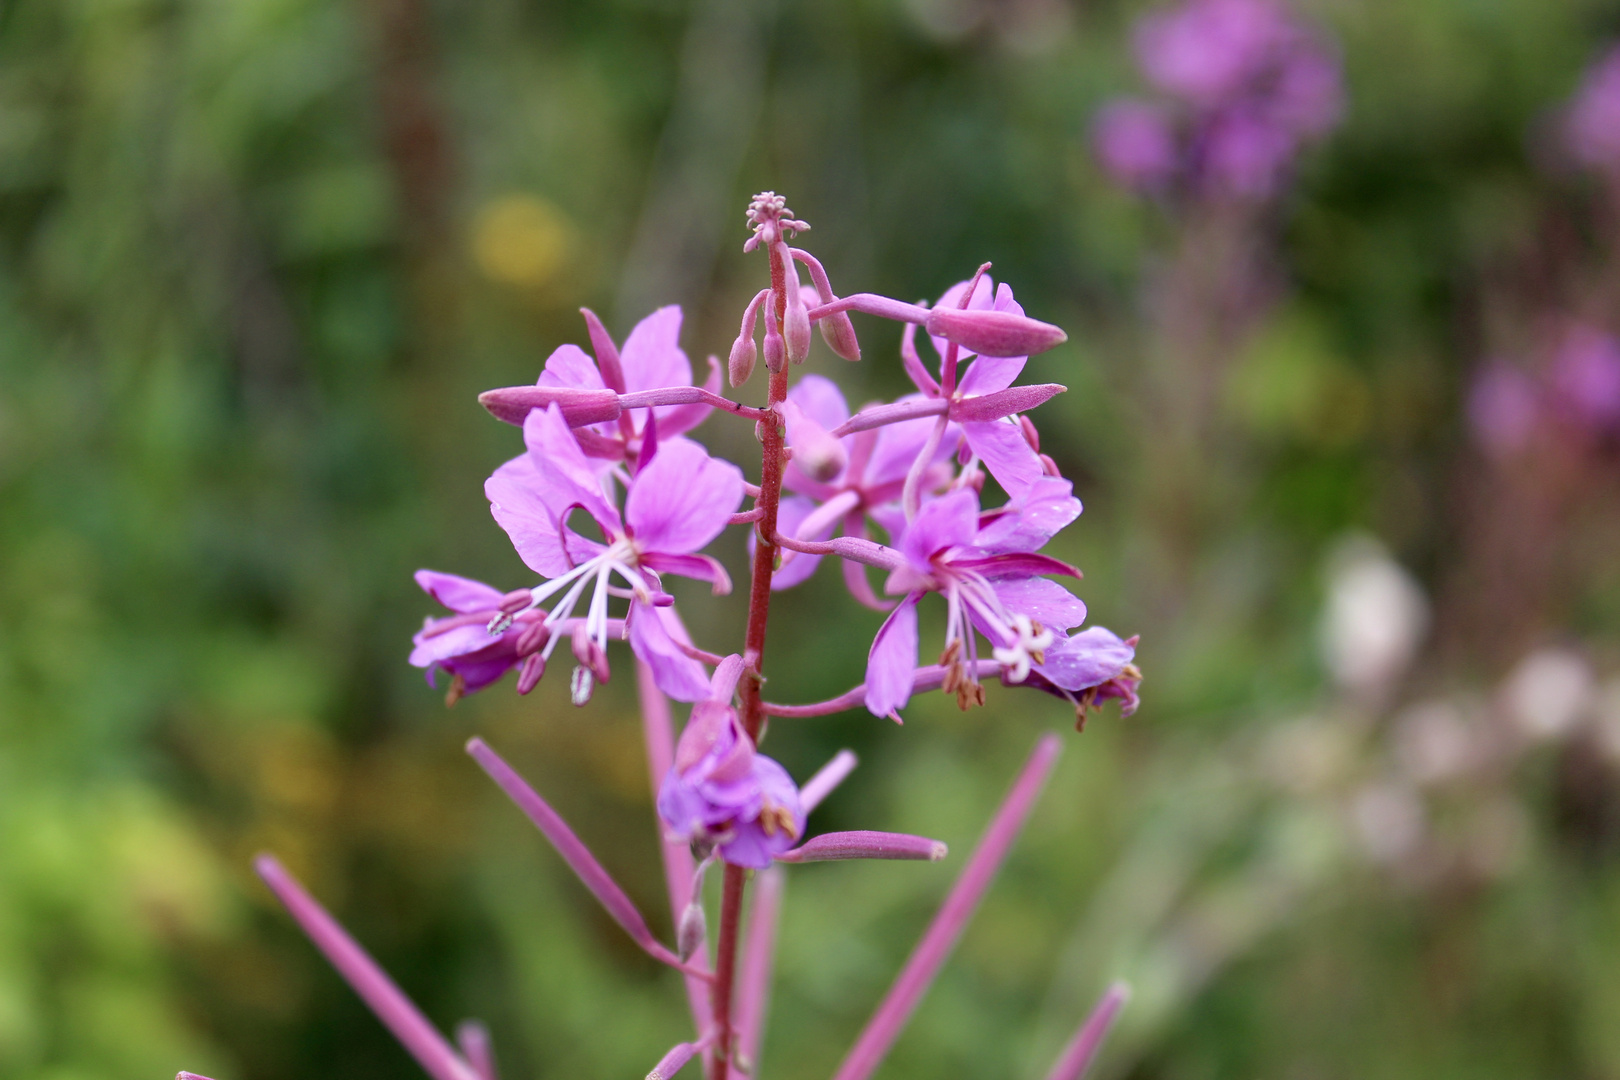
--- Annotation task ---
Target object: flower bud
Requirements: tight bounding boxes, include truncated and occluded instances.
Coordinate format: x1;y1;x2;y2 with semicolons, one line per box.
781;400;847;483
477;384;623;427
923;306;1067;358
728;333;757;387
763;322;786;373
819;311;862;362
676;899;706;961
784;288;812;364
1019;414;1041;452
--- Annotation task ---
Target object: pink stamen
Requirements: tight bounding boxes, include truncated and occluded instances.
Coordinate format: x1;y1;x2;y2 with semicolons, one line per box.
1042;982;1131;1080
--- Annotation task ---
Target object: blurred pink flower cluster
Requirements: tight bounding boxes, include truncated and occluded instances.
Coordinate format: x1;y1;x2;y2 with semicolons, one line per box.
1092;0;1342;200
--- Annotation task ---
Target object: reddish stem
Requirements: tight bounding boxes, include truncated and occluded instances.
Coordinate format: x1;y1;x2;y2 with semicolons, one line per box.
711;226;793;1080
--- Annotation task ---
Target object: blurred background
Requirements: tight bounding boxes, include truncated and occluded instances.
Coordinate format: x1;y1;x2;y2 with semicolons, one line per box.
4;0;1620;1076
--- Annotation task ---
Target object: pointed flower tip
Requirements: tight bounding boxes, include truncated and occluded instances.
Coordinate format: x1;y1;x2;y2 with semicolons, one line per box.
478;385;622;427
929;841;949;861
465;735;488;756
923;307;1068;357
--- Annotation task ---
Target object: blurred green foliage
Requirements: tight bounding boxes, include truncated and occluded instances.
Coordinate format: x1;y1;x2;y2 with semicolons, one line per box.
4;0;1620;1078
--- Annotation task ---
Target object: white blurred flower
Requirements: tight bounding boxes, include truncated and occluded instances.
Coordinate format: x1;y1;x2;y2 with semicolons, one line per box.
1393;701;1479;786
1320;535;1430;699
1503;648;1594;741
1349;781;1426;865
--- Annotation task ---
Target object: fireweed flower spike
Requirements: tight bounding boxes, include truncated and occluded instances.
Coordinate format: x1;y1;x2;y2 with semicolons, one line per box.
486;402;742;702
367;192;1140;1080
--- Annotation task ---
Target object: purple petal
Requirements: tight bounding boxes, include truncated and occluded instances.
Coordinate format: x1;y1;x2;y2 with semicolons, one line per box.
864;408;960;489
485;454;572;578
620;306;693;395
899;488;980;569
255;855;479;1080
628;602;711;702
536;342;607;392
625;437;744;554
410;623;510;669
414;570;505;613
963;420;1044;498
788;372;851;431
993;577;1087;631
955;355;1029;397
865;594;921;716
973;477;1083;553
1036;627;1135;691
954;552;1081;580
522;404;622;534
641;551;733;594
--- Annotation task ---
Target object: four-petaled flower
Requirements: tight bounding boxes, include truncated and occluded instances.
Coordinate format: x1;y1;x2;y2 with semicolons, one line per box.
485;402;743;702
658;697;805;868
865;481;1089;717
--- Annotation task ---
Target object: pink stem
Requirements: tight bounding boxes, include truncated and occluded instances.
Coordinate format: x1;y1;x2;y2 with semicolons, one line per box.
455;1020;499;1080
762;661;1002;718
831;397;948;438
799;749;858;813
254;855;479;1080
828;733;1063;1080
776;831;948;863
770;532;904;572
806;293;932;324
901;415;949;522
618;386;772;421
648;1033;716;1080
1043;983;1131;1080
734;866;785;1077
637;661;715;1049
465;737;707;979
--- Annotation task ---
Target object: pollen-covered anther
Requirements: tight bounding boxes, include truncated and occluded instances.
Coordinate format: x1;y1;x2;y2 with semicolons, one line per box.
570;666;594;706
759;801;801;841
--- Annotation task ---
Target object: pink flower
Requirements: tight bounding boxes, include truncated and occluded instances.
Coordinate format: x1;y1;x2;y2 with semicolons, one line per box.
485;403;743;702
1567;45;1620;172
865;482;1087;717
657;699;805;869
484;306;720;464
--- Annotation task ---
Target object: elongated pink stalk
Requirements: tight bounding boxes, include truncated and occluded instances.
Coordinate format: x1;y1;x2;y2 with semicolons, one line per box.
762;661;1002;718
799;749;858;812
776;831;947;863
1043;982;1130;1080
456;1020;499;1080
829;733;1063;1080
465;737;698;976
177;1073;218;1080
638;661;714;1052
647;1034;714;1080
254;855;480;1080
734;866;784;1076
